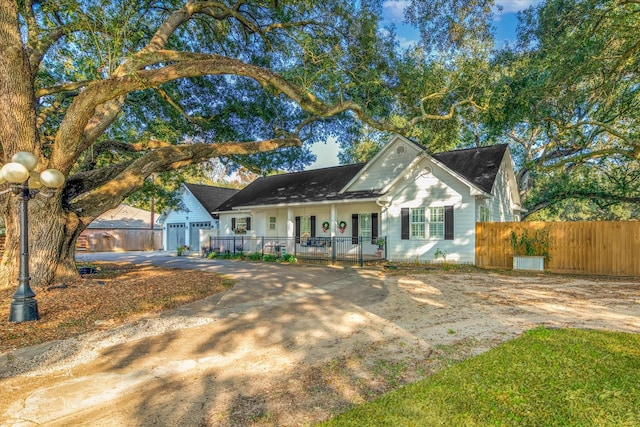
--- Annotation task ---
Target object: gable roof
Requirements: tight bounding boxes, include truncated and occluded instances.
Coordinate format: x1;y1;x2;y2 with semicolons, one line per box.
215;164;380;211
184;183;239;213
214;142;511;211
431;144;508;194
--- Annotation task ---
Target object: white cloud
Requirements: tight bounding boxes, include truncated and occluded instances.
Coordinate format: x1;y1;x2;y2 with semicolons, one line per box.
494;0;542;14
382;0;409;22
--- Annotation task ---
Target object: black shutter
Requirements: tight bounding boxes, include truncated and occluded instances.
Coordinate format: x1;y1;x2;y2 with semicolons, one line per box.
246;217;251;231
352;214;359;244
371;213;378;244
310;216;316;238
231;217;236;231
295;216;301;243
401;208;410;240
444;206;454;240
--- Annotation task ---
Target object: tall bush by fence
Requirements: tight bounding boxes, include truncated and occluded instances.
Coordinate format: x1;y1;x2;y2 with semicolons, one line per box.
476;221;640;276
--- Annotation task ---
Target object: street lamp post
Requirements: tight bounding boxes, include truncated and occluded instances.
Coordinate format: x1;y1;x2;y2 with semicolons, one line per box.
1;152;65;323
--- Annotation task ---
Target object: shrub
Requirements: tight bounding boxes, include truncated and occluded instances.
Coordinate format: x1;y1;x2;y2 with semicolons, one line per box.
246;252;262;261
262;254;278;262
206;251;217;259
282;254;297;263
510;228;551;257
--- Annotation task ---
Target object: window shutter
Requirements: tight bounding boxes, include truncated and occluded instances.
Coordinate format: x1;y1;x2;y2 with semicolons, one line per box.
310;216;316;238
371;213;379;244
245;217;251;231
231;217;236;231
352;214;359;244
401;208;409;240
444;206;454;240
295;216;301;243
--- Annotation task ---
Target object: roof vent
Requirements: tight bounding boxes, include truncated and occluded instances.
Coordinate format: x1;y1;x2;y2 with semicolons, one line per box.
396;145;405;155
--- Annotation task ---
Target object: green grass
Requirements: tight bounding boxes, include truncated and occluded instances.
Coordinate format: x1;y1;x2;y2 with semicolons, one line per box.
318;328;640;426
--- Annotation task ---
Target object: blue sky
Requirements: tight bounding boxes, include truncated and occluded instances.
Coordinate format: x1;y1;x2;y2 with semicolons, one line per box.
309;0;542;169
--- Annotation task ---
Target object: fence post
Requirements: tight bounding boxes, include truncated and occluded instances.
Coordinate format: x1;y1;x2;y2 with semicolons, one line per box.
358;236;363;267
233;236;236;255
261;236;264;257
331;236;336;262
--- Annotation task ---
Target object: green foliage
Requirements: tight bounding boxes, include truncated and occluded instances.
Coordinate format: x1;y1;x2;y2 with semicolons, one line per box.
206;251;217;259
320;328;640;426
433;248;447;261
486;0;640;219
510;228;551;257
262;254;278;262
246;252;262;261
282;254;297;263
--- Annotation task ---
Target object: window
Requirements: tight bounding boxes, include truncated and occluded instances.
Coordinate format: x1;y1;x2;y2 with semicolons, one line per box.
402;206;450;240
234;217;247;234
479;206;490;222
410;208;425;238
232;217;251;234
358;213;371;240
269;216;276;230
429;207;444;239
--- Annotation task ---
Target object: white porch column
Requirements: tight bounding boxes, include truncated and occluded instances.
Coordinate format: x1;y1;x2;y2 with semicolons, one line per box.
287;207;294;253
330;204;337;238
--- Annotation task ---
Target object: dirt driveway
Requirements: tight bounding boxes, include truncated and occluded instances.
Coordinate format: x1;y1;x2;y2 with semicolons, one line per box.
1;255;639;426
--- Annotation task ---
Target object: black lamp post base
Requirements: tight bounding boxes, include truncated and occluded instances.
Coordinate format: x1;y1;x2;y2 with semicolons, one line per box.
9;298;39;322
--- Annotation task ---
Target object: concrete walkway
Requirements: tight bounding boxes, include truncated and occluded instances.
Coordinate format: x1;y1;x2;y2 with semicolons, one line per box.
1;252;396;426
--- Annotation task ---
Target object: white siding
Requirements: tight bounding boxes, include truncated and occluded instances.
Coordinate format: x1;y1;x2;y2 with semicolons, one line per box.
162;187;215;250
346;136;422;192
474;154;520;223
488;157;517;222
385;158;477;263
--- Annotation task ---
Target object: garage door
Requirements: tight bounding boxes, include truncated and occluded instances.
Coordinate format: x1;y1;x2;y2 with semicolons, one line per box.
189;222;211;250
167;223;185;250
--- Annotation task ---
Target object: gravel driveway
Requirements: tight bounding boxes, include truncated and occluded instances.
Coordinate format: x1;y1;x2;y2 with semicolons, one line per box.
1;253;639;426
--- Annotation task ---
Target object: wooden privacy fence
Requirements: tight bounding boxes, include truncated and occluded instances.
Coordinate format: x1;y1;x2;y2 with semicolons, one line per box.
0;229;162;253
476;221;640;277
77;228;163;252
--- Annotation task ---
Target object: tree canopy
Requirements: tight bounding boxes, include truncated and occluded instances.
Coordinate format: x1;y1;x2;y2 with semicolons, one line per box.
0;0;496;286
486;0;640;219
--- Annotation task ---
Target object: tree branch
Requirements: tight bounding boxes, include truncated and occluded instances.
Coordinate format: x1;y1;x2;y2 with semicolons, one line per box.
35;80;92;98
69;138;300;216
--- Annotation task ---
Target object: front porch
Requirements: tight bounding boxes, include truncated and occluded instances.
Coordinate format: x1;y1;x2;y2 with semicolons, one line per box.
204;236;387;266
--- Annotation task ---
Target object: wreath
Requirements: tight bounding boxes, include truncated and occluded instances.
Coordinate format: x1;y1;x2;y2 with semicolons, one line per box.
338;220;347;233
322;221;330;232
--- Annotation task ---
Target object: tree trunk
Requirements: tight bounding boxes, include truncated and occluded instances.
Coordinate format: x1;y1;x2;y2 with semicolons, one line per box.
0;193;82;289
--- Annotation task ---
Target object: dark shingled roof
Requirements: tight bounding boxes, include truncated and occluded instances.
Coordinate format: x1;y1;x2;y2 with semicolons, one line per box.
184;183;239;213
214;144;508;211
432;144;508;193
215;163;379;211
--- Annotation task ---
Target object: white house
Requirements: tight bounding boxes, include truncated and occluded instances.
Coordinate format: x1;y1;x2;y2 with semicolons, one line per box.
159;184;239;251
211;135;523;263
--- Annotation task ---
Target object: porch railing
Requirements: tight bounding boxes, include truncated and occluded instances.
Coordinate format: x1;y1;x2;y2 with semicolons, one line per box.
205;236;387;266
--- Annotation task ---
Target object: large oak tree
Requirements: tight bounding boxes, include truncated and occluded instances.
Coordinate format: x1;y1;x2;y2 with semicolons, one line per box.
487;0;640;219
0;0;492;288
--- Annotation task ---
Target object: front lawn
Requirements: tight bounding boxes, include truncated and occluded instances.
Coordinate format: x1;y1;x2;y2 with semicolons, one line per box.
319;327;640;426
